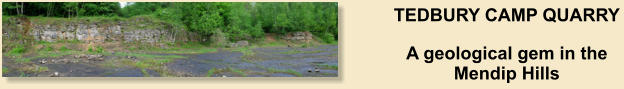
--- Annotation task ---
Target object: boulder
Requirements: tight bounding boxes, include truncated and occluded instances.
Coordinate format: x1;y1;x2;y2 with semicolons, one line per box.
283;31;313;43
229;40;249;47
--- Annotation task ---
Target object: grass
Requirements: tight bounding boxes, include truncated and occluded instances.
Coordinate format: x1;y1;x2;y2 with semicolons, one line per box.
314;32;338;44
44;46;54;51
115;52;186;60
256;64;303;77
318;72;334;76
227;67;248;77
262;41;288;47
29;16;127;25
99;60;120;69
284;69;302;77
152;48;217;54
132;59;174;77
140;68;150;77
10;65;49;77
279;49;324;55
205;68;217;77
56;39;82;43
14;58;33;64
37;66;49;73
231;46;255;57
3;67;9;74
134;61;152;77
300;43;315;48
2;15;11;23
34;49;79;58
241;59;254;63
203;67;250;77
19;72;26;77
32;41;80;58
127;42;218;54
59;46;71;52
102;59;170;76
263;67;303;77
88;46;104;53
6;45;26;57
317;64;338;70
8;42;82;64
133;59;171;68
134;61;150;69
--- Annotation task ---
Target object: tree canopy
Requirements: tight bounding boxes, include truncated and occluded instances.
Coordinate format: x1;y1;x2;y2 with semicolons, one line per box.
3;2;120;17
2;2;338;43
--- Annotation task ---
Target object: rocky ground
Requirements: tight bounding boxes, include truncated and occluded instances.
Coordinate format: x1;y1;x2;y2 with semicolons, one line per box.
2;45;338;77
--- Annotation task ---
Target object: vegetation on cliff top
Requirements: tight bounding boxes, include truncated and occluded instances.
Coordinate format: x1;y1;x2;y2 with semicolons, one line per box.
3;2;338;43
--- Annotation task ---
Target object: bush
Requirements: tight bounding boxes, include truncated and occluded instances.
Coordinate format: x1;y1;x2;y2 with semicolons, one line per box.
96;46;104;53
88;46;104;53
316;32;337;44
59;46;71;52
7;45;26;57
2;67;8;74
44;46;54;51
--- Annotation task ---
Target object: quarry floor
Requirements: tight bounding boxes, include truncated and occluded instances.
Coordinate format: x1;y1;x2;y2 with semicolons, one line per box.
2;45;338;77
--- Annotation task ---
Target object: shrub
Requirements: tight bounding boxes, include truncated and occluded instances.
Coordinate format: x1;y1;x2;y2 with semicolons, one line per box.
3;67;9;73
88;46;104;53
7;45;26;57
44;46;54;51
316;32;337;44
96;46;104;53
59;46;70;52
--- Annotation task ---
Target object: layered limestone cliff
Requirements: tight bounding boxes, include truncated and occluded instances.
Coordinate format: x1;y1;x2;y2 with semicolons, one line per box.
2;17;200;43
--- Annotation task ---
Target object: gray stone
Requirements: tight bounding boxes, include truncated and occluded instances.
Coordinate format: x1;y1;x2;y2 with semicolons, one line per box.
4;17;201;44
283;31;313;43
229;40;249;47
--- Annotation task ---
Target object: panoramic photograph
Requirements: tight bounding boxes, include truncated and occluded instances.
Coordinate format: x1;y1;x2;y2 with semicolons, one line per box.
2;2;338;77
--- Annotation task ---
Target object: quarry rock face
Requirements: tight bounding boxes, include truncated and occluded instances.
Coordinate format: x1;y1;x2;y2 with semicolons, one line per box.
5;18;197;43
229;40;249;47
283;31;313;43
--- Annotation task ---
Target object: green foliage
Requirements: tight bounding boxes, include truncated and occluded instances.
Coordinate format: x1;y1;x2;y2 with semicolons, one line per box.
37;66;49;73
88;46;104;53
262;40;288;47
128;41;217;54
96;46;104;53
134;61;150;69
316;32;338;44
126;2;338;43
280;49;323;55
140;68;150;77
133;59;173;77
4;2;339;44
44;46;54;51
14;58;32;63
227;67;247;77
19;72;26;77
284;69;302;77
59;46;71;52
3;2;120;17
232;47;255;57
265;67;303;77
7;45;26;57
317;64;339;70
2;67;8;74
36;49;77;58
115;52;186;60
205;68;216;77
